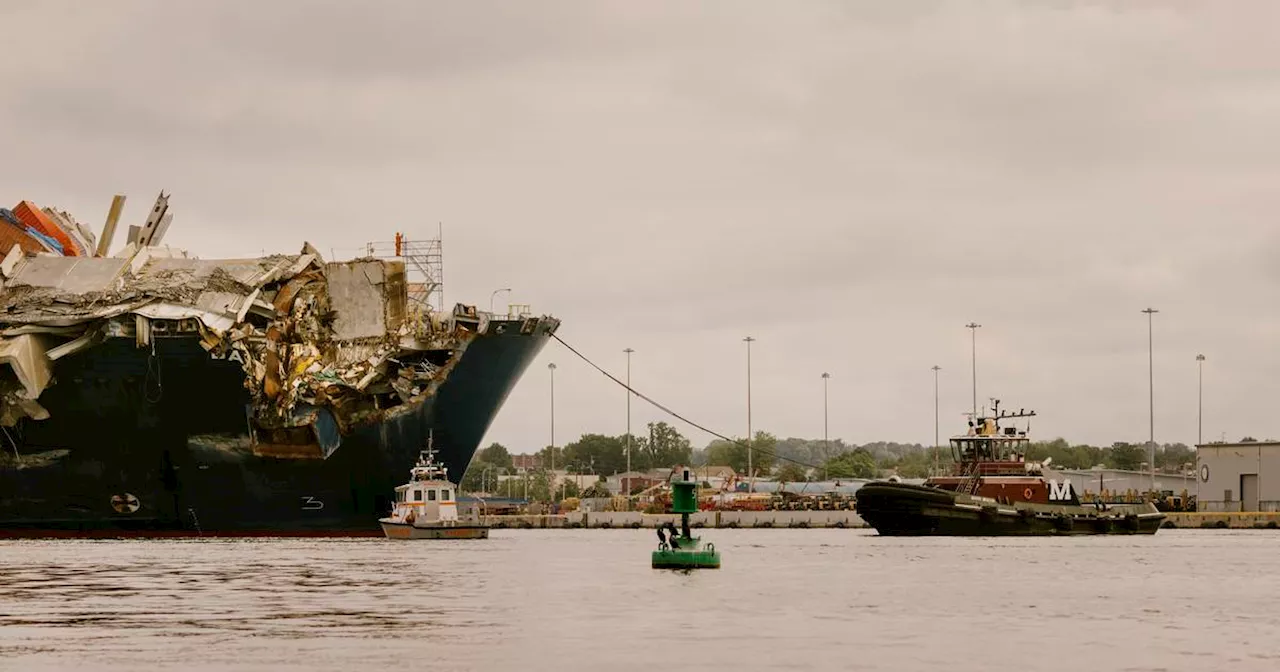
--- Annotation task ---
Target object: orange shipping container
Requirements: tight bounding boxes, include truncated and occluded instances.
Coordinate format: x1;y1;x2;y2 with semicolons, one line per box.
0;220;46;256
11;200;77;256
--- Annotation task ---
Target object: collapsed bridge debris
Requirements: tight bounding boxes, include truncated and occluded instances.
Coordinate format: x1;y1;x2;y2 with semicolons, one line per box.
0;193;515;459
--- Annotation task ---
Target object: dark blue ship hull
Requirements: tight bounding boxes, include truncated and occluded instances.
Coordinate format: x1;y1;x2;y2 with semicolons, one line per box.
0;317;556;537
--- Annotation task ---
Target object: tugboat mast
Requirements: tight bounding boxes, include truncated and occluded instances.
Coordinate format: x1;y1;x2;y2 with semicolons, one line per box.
953;398;1037;485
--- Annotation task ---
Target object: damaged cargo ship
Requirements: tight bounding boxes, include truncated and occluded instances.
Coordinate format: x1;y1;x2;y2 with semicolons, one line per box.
0;193;558;537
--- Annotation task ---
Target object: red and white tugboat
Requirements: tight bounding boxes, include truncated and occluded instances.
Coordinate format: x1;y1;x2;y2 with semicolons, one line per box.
379;436;489;540
855;400;1165;536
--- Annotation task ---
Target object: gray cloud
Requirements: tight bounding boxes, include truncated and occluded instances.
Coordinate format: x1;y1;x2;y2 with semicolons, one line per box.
1;1;1278;454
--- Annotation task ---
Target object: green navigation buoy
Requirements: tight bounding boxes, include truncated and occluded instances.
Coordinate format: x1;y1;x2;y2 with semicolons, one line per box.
652;466;721;570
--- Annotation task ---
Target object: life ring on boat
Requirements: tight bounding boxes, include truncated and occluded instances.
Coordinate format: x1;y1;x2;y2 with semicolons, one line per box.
405;510;416;524
1023;488;1034;500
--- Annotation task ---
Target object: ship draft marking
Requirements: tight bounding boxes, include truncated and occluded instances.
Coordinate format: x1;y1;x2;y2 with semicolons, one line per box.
300;496;324;510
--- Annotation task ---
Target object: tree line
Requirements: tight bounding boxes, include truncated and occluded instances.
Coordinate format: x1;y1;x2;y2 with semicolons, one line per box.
460;420;1215;493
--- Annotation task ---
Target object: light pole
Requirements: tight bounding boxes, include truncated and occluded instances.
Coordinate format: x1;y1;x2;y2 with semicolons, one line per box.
548;361;556;502
1196;353;1205;510
624;347;634;503
490;287;512;315
1142;307;1158;492
1196;354;1205;447
743;336;755;491
965;322;981;421
821;372;830;451
932;365;941;476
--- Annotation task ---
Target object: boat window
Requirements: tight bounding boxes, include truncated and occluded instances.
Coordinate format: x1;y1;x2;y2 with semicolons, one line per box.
413;489;422;502
442;490;451;501
428;489;437;501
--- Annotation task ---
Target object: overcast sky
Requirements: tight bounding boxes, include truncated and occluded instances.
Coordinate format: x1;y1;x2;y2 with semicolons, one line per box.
2;1;1278;454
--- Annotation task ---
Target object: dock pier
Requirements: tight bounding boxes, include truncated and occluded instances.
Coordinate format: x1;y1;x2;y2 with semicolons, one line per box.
478;510;1280;530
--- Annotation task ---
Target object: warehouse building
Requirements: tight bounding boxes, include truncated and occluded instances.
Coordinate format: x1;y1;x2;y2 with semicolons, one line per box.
1196;441;1280;512
1056;468;1193;500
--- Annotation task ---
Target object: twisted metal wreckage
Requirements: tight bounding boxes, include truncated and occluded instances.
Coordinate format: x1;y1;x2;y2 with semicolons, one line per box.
0;193;508;459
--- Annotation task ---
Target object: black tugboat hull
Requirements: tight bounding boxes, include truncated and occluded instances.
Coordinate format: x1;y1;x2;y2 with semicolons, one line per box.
855;482;1165;537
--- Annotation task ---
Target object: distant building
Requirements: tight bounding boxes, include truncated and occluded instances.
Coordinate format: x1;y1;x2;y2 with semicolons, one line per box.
1196;441;1280;512
694;465;737;485
558;471;601;492
1055;468;1193;500
601;465;740;495
512;454;542;473
607;471;663;495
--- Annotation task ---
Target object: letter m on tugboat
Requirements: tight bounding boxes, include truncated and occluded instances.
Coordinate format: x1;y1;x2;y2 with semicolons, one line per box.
1048;479;1073;502
854;399;1166;536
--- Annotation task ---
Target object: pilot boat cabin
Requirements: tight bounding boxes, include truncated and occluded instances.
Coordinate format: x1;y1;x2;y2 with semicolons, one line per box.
392;479;458;525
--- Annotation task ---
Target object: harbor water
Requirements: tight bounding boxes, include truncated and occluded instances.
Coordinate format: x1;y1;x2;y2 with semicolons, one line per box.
2;529;1278;671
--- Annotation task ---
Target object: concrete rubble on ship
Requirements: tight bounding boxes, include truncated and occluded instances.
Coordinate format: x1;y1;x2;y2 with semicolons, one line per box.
0;192;524;460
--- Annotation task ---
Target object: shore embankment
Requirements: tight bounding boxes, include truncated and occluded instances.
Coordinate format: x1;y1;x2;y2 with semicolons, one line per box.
483;510;866;529
1162;512;1280;529
480;510;1280;530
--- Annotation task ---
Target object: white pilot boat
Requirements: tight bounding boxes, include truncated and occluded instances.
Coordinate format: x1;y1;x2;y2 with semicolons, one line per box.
379;437;489;540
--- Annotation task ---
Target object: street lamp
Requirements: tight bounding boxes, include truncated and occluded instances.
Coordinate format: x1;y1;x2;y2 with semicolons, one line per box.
1196;354;1205;447
624;347;634;503
931;365;941;476
548;361;556;502
490;288;512;315
1196;353;1205;511
965;323;980;422
743;336;755;492
820;372;831;483
821;372;830;450
1142;307;1158;492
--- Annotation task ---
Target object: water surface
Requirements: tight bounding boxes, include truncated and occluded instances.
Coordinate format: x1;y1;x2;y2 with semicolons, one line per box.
2;529;1277;671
